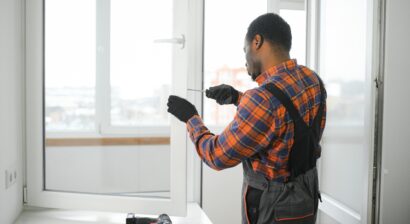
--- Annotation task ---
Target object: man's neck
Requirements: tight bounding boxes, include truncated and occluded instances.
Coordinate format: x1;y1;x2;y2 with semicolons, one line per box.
261;55;290;73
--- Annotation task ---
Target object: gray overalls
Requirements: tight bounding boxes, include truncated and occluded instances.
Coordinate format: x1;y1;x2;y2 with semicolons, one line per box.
241;78;325;224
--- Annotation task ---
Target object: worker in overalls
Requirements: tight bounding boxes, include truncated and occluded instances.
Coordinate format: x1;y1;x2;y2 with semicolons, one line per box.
167;13;326;224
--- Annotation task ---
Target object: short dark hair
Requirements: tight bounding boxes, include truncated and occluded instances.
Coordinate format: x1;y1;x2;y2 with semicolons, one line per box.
245;13;292;52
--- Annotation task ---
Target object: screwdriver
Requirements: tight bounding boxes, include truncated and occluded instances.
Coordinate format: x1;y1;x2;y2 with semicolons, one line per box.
187;88;206;93
188;88;232;104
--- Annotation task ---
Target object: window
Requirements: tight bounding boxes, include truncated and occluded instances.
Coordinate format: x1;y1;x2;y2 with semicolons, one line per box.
45;0;172;136
317;0;375;223
44;0;173;197
27;0;193;215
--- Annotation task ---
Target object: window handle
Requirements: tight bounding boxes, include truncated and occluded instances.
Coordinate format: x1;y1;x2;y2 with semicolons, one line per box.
154;35;185;49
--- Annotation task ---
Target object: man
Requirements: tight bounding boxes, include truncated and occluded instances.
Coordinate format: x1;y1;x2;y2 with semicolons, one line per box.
167;13;326;224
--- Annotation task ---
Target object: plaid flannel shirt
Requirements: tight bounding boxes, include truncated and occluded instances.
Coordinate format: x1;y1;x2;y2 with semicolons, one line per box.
187;59;326;181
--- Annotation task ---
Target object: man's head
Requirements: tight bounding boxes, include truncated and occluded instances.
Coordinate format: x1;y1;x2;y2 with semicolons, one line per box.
244;13;292;81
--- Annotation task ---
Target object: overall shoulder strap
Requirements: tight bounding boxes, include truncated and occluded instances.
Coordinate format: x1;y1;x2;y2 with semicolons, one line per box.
264;77;326;179
264;83;308;129
264;77;326;129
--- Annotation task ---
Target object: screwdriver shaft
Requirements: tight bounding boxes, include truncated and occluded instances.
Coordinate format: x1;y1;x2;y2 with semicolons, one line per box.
187;88;205;92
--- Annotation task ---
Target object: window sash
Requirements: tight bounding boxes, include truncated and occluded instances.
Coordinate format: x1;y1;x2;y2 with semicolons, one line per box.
26;0;190;215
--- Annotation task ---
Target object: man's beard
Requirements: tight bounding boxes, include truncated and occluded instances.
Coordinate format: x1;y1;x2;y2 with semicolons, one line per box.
249;61;262;81
250;72;259;81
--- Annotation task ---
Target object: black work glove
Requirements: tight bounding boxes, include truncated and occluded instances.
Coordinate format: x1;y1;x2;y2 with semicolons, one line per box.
167;95;198;123
205;84;239;105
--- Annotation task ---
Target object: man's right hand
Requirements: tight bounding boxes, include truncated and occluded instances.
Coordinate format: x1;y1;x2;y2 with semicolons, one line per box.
205;84;239;105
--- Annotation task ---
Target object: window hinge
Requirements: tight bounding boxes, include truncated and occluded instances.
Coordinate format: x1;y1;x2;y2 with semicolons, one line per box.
374;77;382;88
23;186;28;204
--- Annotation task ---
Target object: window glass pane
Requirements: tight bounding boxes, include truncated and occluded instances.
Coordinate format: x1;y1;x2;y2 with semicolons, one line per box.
319;0;368;214
45;0;96;132
280;9;306;65
44;0;172;199
110;0;172;127
204;0;265;129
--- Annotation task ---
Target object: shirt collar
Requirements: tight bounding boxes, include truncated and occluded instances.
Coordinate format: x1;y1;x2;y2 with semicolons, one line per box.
255;59;298;86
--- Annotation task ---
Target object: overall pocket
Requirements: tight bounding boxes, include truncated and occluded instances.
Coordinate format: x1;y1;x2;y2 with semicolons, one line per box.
273;181;315;224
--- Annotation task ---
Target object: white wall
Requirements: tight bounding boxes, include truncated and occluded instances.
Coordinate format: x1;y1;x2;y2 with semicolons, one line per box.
380;0;410;223
45;145;170;194
0;0;25;223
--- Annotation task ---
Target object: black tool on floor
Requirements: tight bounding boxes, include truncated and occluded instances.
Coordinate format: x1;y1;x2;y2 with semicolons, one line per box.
126;213;172;224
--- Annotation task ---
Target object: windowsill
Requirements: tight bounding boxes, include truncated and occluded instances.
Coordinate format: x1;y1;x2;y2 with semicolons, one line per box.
15;203;212;224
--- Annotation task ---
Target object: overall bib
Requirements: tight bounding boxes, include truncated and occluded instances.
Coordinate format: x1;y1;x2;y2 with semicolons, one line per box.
242;78;325;224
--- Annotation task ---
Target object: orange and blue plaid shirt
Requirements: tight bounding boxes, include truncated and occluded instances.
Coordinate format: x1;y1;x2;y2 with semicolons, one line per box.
187;59;326;182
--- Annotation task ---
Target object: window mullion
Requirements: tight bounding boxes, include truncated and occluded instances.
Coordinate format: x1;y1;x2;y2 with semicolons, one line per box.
306;0;320;70
96;0;111;135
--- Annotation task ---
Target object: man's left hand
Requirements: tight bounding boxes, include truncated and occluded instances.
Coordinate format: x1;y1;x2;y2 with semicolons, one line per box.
167;95;198;123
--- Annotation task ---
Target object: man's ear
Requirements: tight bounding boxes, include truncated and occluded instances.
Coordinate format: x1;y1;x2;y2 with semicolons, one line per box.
254;34;264;50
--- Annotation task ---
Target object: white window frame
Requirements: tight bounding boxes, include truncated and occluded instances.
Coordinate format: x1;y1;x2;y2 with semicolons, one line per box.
268;0;305;13
25;0;196;215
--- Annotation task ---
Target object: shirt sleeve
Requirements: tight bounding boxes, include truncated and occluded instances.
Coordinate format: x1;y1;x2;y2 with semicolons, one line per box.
186;88;278;170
